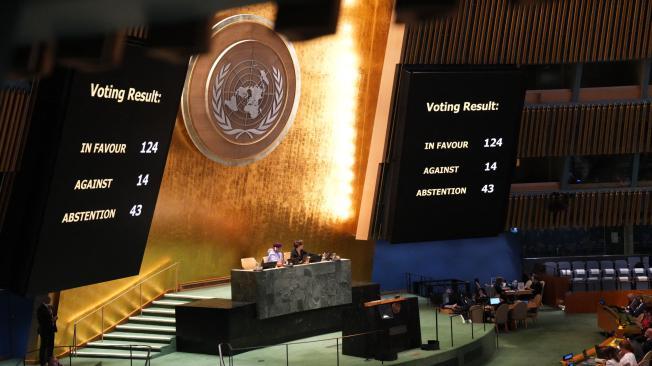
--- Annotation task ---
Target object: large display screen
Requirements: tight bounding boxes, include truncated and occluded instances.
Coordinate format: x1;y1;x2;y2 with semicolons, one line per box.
381;67;525;243
2;44;187;294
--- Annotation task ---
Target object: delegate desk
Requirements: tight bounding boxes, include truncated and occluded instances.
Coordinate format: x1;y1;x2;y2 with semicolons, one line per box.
231;259;352;319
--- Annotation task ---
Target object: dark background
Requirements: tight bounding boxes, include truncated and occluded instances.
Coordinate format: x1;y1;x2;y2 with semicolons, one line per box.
0;44;187;294
382;67;525;243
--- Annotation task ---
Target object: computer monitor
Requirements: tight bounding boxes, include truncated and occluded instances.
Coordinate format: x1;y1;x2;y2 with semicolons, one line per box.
489;297;501;305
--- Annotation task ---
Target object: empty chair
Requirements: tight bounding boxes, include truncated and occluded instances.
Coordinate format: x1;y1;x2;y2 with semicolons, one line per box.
527;295;542;324
628;256;643;269
638;350;652;366
469;305;484;324
241;257;258;270
511;301;528;329
494;303;510;332
587;276;600;291
558;261;571;271
586;260;601;276
601;260;615;273
616;260;631;276
602;274;617;291
558;262;572;277
571;274;587;291
619;276;632;290
636;276;650;290
543;262;558;276
571;261;586;271
586;260;601;291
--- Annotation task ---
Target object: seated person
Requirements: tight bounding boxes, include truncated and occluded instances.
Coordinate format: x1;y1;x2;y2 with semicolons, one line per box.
636;306;652;330
607;339;637;366
642;328;652;354
527;275;543;295
474;278;488;301
266;242;284;266
493;277;507;302
290;240;311;264
626;294;645;317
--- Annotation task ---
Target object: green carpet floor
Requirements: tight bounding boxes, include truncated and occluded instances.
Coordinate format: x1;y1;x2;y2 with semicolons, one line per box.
485;307;606;366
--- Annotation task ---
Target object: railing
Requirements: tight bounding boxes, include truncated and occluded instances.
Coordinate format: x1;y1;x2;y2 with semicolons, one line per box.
72;262;179;352
217;331;384;366
23;344;153;366
217;315;496;366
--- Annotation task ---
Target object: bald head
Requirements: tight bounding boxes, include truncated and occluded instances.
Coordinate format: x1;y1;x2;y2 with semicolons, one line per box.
646;328;652;339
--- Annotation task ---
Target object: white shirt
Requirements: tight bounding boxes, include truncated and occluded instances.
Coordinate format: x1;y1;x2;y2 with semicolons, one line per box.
616;352;637;366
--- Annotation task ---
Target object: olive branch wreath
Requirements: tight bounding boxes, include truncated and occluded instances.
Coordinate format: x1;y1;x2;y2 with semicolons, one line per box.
211;63;284;140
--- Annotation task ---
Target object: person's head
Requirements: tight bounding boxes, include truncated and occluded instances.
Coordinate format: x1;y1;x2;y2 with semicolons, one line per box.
43;296;51;305
495;277;504;286
645;328;652;340
48;356;59;366
627;293;636;301
619;339;634;356
293;240;304;251
272;243;282;252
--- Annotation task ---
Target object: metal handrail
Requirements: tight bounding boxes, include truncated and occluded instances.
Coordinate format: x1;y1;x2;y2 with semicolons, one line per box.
72;262;179;351
22;344;152;366
217;330;384;366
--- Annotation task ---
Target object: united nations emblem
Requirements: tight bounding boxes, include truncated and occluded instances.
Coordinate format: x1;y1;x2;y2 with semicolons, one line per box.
181;15;300;165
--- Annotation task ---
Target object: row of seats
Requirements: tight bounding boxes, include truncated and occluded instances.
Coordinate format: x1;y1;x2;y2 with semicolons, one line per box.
542;257;652;291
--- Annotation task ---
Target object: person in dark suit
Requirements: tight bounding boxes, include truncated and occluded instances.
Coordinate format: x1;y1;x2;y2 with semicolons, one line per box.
37;296;57;366
290;240;311;264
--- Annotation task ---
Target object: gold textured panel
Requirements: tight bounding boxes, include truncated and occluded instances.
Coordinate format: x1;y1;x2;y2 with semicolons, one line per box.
54;0;392;349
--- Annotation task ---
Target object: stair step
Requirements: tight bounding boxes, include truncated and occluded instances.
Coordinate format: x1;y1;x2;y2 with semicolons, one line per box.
74;348;156;359
103;332;174;343
164;293;213;301
142;307;175;316
129;315;176;325
151;299;188;308
86;340;168;352
116;324;176;334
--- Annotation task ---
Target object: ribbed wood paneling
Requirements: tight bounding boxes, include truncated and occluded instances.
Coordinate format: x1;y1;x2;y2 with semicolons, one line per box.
126;26;149;40
517;102;652;157
402;0;652;64
506;190;652;229
0;87;32;172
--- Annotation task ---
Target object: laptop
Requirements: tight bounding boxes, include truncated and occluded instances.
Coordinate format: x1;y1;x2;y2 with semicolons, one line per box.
309;254;323;263
489;297;501;305
262;261;277;269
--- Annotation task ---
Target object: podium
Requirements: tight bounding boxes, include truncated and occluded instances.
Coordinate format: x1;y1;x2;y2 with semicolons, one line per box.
342;296;421;360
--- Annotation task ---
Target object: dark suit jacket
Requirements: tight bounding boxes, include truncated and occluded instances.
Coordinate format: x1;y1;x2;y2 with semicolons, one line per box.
37;303;57;335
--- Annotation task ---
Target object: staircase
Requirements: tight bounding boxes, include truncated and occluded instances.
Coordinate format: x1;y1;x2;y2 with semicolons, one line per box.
74;292;213;360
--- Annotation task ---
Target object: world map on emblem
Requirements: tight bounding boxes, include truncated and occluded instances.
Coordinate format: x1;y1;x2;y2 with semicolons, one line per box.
181;15;300;166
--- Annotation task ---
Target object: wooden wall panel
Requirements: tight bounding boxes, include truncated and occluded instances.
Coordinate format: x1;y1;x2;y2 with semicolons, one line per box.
517;102;652;158
0;85;33;231
0;87;32;172
403;0;652;65
506;190;652;230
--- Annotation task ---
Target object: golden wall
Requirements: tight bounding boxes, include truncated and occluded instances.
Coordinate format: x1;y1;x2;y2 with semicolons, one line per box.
54;0;393;349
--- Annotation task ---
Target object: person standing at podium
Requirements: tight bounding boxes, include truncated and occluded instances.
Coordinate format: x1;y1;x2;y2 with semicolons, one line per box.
266;242;284;266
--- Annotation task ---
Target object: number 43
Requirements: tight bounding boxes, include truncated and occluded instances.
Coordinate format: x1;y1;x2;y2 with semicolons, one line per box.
481;184;495;194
